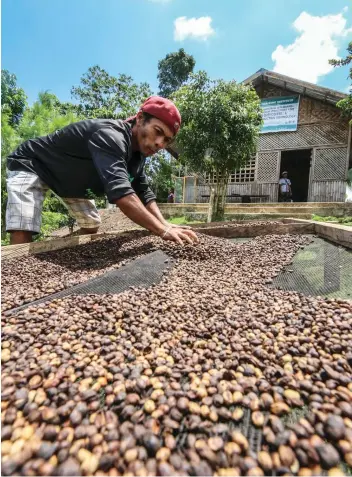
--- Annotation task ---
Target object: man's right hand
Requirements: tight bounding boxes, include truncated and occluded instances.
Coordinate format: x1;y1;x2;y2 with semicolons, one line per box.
116;194;199;246
162;226;199;246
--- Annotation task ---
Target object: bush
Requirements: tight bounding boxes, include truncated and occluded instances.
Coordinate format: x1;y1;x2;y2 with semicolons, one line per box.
1;210;69;245
35;211;70;241
312;215;352;226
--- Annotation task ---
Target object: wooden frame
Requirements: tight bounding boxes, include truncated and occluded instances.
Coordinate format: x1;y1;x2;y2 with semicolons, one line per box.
1;230;145;261
3;219;350;263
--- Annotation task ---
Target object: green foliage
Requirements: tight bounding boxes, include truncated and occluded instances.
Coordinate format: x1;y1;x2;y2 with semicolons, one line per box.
329;41;352;71
329;41;352;120
173;72;263;173
145;152;175;202
1;209;70;245
336;95;352;119
71;65;152;119
167;216;204;225
1;113;22;239
348;168;352;187
312;215;352;226
53;99;83;118
85;188;106;209
35;211;71;241
1;70;27;126
172;72;262;220
158;49;195;98
18;91;79;141
1;112;21;160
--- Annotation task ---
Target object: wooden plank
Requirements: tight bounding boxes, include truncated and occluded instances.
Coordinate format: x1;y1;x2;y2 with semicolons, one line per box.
191;222;314;238
313;222;352;250
286;218;352;249
1;231;136;261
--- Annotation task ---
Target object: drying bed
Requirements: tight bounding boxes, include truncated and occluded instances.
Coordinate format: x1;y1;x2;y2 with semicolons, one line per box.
4;251;172;316
1;231;352;476
270;237;352;300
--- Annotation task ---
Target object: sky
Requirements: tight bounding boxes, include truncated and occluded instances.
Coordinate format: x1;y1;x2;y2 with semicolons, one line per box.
2;0;352;105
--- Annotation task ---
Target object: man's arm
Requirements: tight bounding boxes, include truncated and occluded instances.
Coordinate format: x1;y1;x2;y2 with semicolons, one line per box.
116;194;197;245
131;169;172;226
88;129;197;244
146;199;191;229
145;200;168;226
116;195;165;235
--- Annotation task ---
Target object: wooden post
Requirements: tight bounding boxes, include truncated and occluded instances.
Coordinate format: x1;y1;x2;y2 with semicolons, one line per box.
182;176;186;204
207;188;215;223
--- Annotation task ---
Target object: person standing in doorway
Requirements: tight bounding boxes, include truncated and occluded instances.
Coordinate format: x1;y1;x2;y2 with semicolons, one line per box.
279;171;292;202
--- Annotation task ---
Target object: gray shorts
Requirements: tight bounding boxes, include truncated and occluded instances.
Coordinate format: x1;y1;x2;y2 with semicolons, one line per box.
6;169;102;233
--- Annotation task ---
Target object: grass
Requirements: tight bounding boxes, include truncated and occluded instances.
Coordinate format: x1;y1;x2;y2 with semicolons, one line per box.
167;216;205;226
312;215;352;226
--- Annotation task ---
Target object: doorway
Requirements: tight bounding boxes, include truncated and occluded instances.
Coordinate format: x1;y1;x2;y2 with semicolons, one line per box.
280;149;312;202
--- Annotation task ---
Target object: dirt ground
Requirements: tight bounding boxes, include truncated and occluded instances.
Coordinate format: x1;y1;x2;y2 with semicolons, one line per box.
51;208;141;238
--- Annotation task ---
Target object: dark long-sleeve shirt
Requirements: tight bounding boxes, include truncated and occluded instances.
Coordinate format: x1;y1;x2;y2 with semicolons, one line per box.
7;119;156;205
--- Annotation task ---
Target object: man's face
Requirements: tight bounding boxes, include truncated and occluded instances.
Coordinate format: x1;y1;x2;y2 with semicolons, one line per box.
135;113;174;157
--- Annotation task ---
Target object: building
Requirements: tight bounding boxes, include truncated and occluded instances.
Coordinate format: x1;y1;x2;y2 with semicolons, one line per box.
180;69;351;204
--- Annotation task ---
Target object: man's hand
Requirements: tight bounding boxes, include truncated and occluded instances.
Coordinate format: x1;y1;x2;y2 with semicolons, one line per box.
162;226;199;246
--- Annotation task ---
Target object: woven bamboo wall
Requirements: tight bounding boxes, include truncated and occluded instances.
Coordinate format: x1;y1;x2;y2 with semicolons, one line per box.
258;123;347;152
261;85;347;125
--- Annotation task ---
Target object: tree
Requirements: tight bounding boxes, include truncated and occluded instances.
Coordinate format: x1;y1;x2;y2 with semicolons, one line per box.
17;91;79;141
145;152;175;202
1;112;22;241
1;70;27;126
158;49;195;98
329;41;352;120
71;65;152;119
173;72;262;221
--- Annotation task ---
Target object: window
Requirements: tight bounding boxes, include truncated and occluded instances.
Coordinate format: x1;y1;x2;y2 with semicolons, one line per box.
203;157;256;183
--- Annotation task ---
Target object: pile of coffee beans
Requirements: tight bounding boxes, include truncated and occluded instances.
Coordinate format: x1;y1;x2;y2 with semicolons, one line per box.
1;221;285;312
2;232;351;476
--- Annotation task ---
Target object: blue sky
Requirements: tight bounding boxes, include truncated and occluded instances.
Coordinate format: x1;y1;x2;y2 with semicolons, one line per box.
2;0;352;105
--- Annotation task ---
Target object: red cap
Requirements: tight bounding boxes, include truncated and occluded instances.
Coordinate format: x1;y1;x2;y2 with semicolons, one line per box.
140;96;181;136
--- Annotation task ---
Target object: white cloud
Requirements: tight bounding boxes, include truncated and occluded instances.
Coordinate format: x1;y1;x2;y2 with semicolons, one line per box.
271;8;352;83
174;16;215;42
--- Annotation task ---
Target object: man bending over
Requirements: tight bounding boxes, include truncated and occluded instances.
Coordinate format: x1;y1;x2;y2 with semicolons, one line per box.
6;96;198;246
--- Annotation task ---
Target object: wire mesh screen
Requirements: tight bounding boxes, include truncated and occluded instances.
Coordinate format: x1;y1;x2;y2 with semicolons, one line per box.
270;237;352;299
6;250;171;315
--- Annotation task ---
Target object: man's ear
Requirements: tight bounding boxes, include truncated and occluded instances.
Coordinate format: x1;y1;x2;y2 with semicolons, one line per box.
136;111;143;124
